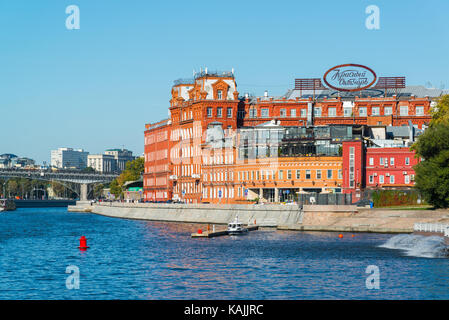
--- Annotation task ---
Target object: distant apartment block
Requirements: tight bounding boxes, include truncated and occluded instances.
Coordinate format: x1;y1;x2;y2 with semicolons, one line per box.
104;149;135;172
50;148;89;169
87;149;135;173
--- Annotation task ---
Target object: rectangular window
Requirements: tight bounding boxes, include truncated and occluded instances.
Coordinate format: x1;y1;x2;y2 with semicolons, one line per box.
261;108;269;118
316;170;322;179
306;170;311;179
390;175;395;184
384;106;393;115
287;170;292;179
279;170;284;180
227;108;232;118
217;90;222;100
280;109;287;117
296;170;300;179
400;106;409;116
369;157;374;166
372;107;380;116
379;175;384;184
249;109;257;118
405;175;410;184
314;107;322;117
369;175;374;184
328;107;336;117
390;158;394;166
327;169;333;179
217;107;222;118
359;107;367;116
380;157;384;165
416;106;424;116
207;107;213;118
344;108;352;117
405;157;410;165
300;109;307;117
290;109;296;117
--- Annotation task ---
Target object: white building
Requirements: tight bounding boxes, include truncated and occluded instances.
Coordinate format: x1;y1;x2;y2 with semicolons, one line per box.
87;154;116;173
51;148;89;169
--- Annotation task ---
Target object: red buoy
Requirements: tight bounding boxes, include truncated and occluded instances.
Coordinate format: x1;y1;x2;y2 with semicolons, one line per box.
78;236;89;250
338;234;343;238
197;229;203;234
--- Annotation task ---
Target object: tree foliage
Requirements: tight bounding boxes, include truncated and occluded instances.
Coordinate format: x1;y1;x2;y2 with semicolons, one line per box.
430;95;449;126
413;123;449;208
110;157;144;198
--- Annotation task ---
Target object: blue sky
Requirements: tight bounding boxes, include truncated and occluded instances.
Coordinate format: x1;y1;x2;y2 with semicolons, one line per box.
1;0;448;164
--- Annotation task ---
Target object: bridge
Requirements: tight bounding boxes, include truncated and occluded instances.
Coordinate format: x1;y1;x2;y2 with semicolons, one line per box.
0;169;119;200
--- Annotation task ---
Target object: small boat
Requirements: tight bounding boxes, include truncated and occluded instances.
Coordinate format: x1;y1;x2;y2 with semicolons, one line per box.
227;215;248;235
0;199;16;211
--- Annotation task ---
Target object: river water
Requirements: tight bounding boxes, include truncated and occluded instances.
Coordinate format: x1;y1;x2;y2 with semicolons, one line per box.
0;207;448;300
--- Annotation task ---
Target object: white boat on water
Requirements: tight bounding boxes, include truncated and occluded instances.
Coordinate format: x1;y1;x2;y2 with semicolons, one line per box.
227;216;248;235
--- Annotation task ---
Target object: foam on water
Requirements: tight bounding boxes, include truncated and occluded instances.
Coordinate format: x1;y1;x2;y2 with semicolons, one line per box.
380;234;449;258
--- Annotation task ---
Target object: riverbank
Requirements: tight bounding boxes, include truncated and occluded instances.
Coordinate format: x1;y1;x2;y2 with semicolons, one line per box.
68;201;449;233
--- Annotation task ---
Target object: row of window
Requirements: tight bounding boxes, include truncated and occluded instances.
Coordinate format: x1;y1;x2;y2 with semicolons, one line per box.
203;171;234;182
237;169;342;181
368;157;410;166
203;186;235;199
245;106;426;118
207;107;233;118
368;174;414;184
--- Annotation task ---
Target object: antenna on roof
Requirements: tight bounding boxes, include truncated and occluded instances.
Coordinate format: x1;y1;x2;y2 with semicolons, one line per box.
232;68;234;74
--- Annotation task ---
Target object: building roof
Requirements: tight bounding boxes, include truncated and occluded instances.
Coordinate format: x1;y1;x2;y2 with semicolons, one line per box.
282;85;448;101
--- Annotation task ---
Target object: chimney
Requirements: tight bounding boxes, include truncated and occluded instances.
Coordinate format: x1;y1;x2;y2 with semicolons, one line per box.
264;90;268;98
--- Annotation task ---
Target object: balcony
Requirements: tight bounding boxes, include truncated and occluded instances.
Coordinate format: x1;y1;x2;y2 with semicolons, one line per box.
169;175;178;180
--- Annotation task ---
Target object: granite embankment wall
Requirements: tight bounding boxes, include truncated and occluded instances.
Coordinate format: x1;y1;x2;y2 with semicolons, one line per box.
69;201;331;227
69;201;449;233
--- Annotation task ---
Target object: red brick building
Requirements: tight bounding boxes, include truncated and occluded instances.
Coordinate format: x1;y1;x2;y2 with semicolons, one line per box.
365;147;419;189
143;119;172;201
168;71;239;203
144;67;447;204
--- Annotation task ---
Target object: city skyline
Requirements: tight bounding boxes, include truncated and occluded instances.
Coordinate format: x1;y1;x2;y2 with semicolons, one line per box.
2;0;448;164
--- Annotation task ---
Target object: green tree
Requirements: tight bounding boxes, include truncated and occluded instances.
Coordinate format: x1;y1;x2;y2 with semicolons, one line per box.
109;180;122;198
110;157;144;198
51;181;66;198
82;166;96;173
412;123;449;208
93;183;104;199
430;95;449;126
7;180;19;197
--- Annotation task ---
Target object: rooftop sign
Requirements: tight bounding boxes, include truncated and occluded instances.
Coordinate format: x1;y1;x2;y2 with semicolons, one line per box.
323;64;377;92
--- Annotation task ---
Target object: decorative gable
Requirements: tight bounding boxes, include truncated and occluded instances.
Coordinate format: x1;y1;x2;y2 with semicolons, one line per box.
211;79;230;100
